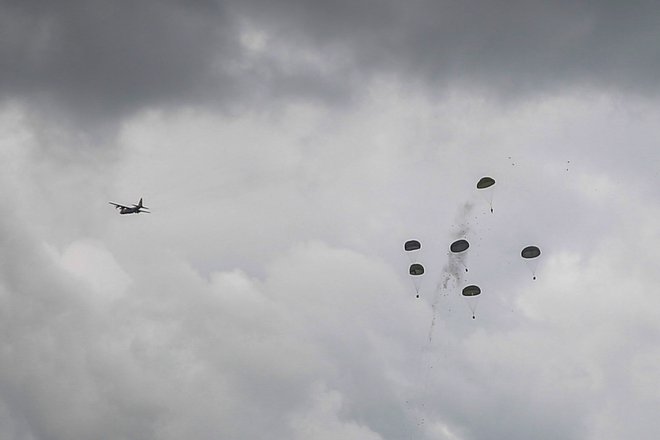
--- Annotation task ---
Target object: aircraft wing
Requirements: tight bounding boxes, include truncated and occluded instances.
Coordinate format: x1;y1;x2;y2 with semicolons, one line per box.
109;202;129;209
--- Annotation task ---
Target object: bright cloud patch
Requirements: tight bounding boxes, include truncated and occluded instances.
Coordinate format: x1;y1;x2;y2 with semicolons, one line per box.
54;239;131;302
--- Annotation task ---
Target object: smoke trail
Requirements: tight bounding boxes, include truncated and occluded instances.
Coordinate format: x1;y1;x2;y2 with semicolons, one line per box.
428;201;474;342
436;201;473;291
453;201;474;238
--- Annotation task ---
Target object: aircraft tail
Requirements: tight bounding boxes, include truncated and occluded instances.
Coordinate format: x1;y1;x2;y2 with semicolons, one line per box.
138;198;149;211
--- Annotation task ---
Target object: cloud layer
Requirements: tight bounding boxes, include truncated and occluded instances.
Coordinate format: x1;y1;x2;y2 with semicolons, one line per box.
4;0;660;127
2;2;660;440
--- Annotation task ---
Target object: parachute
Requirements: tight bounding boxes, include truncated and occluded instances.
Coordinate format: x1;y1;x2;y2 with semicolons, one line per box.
450;239;469;253
409;263;425;276
409;263;425;298
521;245;541;280
476;177;495;189
462;284;481;319
476;176;496;213
449;238;470;272
521;246;541;259
462;285;481;296
404;240;422;252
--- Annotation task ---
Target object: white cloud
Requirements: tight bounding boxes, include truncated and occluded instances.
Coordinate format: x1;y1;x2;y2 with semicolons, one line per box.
50;239;131;303
2;71;660;440
289;383;383;440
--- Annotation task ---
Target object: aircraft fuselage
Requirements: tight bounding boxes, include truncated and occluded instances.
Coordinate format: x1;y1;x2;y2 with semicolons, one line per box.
109;198;149;214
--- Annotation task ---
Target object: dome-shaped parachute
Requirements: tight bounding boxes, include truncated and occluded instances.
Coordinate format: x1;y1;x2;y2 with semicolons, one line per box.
404;240;422;252
462;285;481;296
409;263;425;298
521;246;541;259
476;177;495;189
450;239;469;253
462;285;481;319
521;245;541;279
409;263;425;276
476;177;496;213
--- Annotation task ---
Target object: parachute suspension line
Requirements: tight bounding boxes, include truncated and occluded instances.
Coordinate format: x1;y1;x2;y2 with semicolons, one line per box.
464;298;479;320
484;192;494;214
525;260;539;280
413;278;421;298
457;259;469;274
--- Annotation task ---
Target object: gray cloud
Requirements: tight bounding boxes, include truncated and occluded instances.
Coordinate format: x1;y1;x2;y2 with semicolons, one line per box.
2;3;660;439
1;0;237;128
2;87;660;439
235;0;660;99
4;1;660;130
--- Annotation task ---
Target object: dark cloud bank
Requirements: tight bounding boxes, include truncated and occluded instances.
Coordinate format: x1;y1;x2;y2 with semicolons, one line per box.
2;0;660;127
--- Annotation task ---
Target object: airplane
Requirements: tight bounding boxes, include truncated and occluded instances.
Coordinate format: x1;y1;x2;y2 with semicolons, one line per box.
108;198;150;214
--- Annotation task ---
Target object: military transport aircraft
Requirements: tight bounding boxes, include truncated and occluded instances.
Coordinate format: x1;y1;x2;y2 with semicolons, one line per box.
109;198;150;214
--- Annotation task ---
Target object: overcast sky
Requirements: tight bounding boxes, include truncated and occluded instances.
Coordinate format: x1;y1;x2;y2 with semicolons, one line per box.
1;1;660;439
